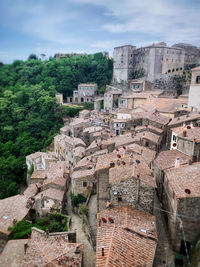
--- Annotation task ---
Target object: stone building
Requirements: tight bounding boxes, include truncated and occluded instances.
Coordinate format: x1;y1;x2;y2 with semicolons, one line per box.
113;42;185;83
113;45;136;84
54;134;86;167
26;152;57;184
0;194;34;251
21;227;83;266
166;112;200;148
55;93;63;105
71;83;98;103
130;79;152;91
104;89;122;112
71;168;95;197
172;43;200;68
110;118;132;135
96;206;157;267
153;150;191;200
170;125;200;161
188;66;200;111
162;163;200;253
109;162;156;213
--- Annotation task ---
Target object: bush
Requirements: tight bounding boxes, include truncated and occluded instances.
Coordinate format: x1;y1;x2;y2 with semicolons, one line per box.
78;204;89;216
8;213;68;239
70;192;87;207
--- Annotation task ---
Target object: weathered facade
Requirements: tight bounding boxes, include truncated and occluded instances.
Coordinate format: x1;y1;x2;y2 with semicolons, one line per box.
188;66;200;111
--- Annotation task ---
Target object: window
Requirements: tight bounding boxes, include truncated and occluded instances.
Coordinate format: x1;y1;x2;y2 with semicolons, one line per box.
118;197;122;201
196;76;200;84
173;135;177;142
137;85;140;88
83;182;87;187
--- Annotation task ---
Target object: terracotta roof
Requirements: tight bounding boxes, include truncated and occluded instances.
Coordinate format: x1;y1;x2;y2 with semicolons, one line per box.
165;162;200;198
74;146;85;158
0;239;28;267
169;113;200;126
71;168;95;179
109;164;156;188
21;228;83;267
83;126;102;134
54;134;86;147
0;195;30;235
135;131;161;144
96;206;157;267
79;83;97;86
23;184;38;198
148;112;170;125
106;90;122;95
142;98;188;114
31;170;46;180
154;150;191;170
43;162;69;188
172;126;200;142
126;143;156;165
35;188;65;202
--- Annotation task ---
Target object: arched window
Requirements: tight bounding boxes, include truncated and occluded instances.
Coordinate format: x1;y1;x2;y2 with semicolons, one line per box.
168;69;171;73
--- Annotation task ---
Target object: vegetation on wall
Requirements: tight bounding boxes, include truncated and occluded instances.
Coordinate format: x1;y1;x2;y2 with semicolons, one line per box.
8;213;68;239
0;53;113;199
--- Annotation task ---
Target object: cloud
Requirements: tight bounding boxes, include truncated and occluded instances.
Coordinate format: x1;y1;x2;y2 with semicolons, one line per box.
71;0;200;46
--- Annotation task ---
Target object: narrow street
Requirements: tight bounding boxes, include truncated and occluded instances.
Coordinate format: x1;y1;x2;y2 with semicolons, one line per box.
65;185;96;267
88;194;97;246
153;195;175;267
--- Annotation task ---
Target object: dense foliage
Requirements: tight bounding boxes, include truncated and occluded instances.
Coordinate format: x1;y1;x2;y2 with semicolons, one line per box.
8;213;68;239
0;53;113;199
70;192;87;207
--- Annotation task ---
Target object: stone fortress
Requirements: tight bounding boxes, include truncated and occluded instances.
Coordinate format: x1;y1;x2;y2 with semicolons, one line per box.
113;42;200;90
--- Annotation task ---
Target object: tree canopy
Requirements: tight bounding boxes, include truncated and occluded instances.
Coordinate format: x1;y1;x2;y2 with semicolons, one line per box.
0;53;113;199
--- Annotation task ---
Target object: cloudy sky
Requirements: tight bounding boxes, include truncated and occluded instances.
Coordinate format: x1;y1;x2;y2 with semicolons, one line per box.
0;0;200;63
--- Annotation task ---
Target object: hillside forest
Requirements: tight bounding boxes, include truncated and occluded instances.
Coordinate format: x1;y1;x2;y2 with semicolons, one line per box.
0;53;113;199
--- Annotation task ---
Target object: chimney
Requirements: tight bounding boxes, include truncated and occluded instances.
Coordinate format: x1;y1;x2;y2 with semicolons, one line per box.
175;157;180;168
183;130;187;137
132;164;135;177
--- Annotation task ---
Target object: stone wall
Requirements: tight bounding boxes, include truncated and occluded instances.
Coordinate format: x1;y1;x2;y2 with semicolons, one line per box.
110;177;155;214
96;167;110;212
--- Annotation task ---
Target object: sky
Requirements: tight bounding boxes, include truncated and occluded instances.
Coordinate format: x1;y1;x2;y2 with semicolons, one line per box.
0;0;200;63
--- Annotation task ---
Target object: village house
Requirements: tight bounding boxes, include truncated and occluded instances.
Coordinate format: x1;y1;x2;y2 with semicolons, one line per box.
26;152;57;184
0;194;34;251
170;125;200;161
153;150;191;200
71;168;96;197
68;117;91;138
130;79;152;91
96;206;157;267
104;89;122;112
126;143;156;167
109;162;156;213
162;163;200;254
85;138;115;156
166;112;200;148
54;134;86;167
21;227;83;266
82;126;103;146
133;131;162;152
142;97;189;120
110;118;132;135
71;83;98;103
188;66;200;111
34;162;70;217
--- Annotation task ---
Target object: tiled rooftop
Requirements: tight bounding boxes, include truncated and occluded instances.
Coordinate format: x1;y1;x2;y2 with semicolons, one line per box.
169;112;200;126
96;206;157;267
109;164;156;188
154;150;191;170
165;162;200;198
172;126;200;142
35;188;65;202
0;195;30;235
21;228;83;267
126;143;156;165
71;168;95;179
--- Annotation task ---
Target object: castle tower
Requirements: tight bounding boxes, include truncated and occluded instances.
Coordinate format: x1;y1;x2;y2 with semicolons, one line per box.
188;66;200;111
113;45;136;84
